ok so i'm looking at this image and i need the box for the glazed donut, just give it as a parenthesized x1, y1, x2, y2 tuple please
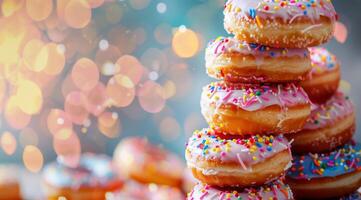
(302, 47, 341, 104)
(286, 143, 361, 199)
(206, 37, 311, 83)
(106, 181, 184, 200)
(287, 92, 355, 154)
(224, 0, 337, 48)
(42, 153, 123, 200)
(185, 128, 292, 187)
(113, 137, 184, 187)
(0, 165, 21, 200)
(187, 179, 294, 200)
(201, 82, 311, 136)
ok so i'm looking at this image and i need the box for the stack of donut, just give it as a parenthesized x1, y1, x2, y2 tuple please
(285, 48, 361, 198)
(185, 0, 361, 199)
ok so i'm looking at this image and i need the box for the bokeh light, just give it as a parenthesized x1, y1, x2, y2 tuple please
(1, 0, 23, 17)
(334, 21, 348, 44)
(26, 0, 53, 21)
(172, 28, 200, 58)
(64, 0, 92, 29)
(98, 111, 121, 138)
(116, 55, 144, 84)
(1, 131, 17, 156)
(53, 130, 81, 167)
(106, 74, 135, 108)
(15, 79, 43, 115)
(47, 109, 73, 136)
(71, 58, 99, 91)
(22, 39, 47, 72)
(43, 43, 65, 76)
(23, 145, 44, 173)
(64, 91, 89, 125)
(5, 96, 31, 130)
(85, 82, 107, 116)
(138, 80, 165, 113)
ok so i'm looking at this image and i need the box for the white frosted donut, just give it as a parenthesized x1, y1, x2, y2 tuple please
(185, 128, 292, 187)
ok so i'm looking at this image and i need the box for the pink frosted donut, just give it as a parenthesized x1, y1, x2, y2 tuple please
(201, 82, 311, 135)
(287, 92, 355, 154)
(206, 37, 311, 83)
(185, 128, 292, 187)
(187, 179, 294, 200)
(113, 137, 184, 187)
(42, 153, 123, 200)
(224, 0, 337, 48)
(302, 47, 341, 104)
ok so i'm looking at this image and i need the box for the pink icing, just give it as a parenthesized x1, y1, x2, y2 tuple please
(224, 0, 337, 23)
(304, 92, 354, 130)
(309, 47, 339, 75)
(187, 180, 293, 200)
(206, 37, 309, 58)
(185, 128, 291, 170)
(201, 82, 310, 112)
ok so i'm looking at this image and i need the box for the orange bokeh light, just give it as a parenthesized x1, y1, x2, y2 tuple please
(15, 79, 43, 115)
(5, 96, 31, 130)
(98, 112, 121, 138)
(47, 109, 73, 136)
(71, 58, 99, 91)
(43, 43, 65, 76)
(1, 0, 23, 17)
(53, 131, 81, 167)
(172, 28, 200, 58)
(26, 0, 52, 21)
(64, 0, 91, 29)
(106, 74, 135, 108)
(0, 131, 17, 156)
(138, 80, 165, 113)
(22, 39, 47, 72)
(23, 145, 44, 173)
(85, 82, 107, 116)
(116, 55, 144, 84)
(64, 91, 89, 125)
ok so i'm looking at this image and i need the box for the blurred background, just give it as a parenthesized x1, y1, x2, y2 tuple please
(0, 0, 360, 173)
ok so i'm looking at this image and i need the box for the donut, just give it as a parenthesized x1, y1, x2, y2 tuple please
(286, 143, 361, 199)
(187, 179, 294, 200)
(185, 128, 292, 187)
(182, 168, 197, 193)
(224, 0, 337, 48)
(201, 82, 311, 136)
(205, 37, 311, 83)
(106, 181, 184, 200)
(0, 165, 21, 200)
(113, 137, 184, 187)
(301, 47, 341, 104)
(287, 92, 355, 154)
(42, 153, 123, 200)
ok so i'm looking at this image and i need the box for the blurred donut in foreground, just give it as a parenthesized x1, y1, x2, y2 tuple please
(42, 153, 123, 200)
(113, 137, 184, 187)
